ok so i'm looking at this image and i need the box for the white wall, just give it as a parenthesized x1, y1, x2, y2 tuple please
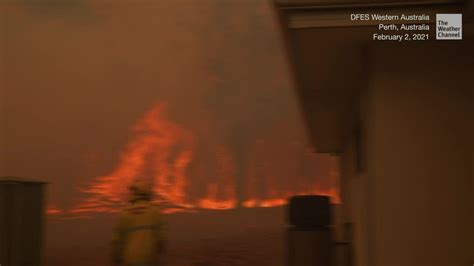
(340, 133, 369, 266)
(364, 43, 473, 266)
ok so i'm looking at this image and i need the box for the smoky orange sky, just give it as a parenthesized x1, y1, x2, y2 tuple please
(0, 0, 338, 216)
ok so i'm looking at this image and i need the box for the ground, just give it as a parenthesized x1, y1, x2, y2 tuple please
(44, 207, 286, 266)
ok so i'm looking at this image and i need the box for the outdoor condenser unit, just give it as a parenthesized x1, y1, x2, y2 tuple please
(0, 177, 47, 266)
(287, 195, 333, 266)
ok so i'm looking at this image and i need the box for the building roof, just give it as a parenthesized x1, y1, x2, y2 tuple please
(273, 0, 471, 153)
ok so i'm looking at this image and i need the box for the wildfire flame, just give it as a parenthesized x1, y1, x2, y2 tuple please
(46, 205, 63, 215)
(65, 102, 339, 217)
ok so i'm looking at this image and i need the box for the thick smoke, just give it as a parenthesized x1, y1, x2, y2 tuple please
(2, 0, 338, 216)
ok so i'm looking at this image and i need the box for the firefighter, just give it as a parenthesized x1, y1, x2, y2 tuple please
(112, 179, 166, 266)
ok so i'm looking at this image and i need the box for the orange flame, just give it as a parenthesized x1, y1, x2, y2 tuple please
(64, 102, 339, 217)
(197, 145, 237, 210)
(72, 103, 196, 214)
(46, 205, 63, 215)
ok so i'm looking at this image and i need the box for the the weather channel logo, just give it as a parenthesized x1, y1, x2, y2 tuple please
(436, 14, 462, 40)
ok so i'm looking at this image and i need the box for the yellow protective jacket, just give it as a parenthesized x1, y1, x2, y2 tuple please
(112, 200, 166, 266)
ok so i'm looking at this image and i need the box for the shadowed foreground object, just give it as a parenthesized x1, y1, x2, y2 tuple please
(287, 195, 332, 266)
(0, 177, 47, 266)
(288, 195, 331, 228)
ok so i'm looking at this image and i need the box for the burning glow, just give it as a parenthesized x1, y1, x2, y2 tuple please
(62, 102, 339, 218)
(46, 205, 63, 215)
(71, 103, 196, 214)
(197, 145, 237, 210)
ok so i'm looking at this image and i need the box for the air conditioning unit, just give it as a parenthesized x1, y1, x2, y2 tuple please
(286, 195, 333, 266)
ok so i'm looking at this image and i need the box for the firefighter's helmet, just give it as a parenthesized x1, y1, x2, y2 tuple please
(129, 179, 153, 201)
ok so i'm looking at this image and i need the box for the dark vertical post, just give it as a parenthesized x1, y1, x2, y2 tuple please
(0, 177, 47, 266)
